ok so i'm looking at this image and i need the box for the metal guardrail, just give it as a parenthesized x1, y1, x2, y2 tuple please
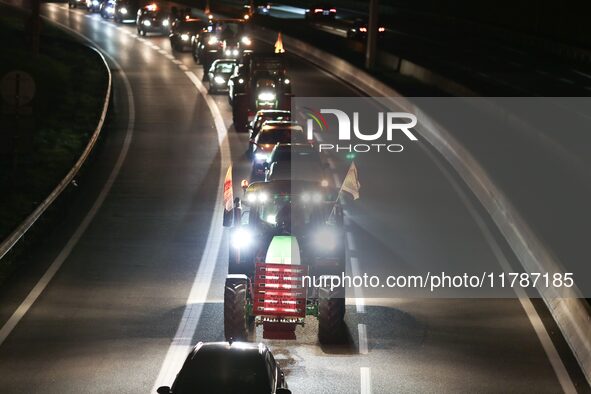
(0, 46, 112, 261)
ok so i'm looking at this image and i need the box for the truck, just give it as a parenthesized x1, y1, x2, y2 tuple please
(227, 52, 293, 132)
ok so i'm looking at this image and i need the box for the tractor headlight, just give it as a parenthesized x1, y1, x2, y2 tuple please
(254, 152, 268, 161)
(301, 192, 323, 203)
(257, 92, 276, 101)
(246, 193, 257, 203)
(232, 49, 239, 56)
(92, 0, 99, 5)
(313, 228, 338, 251)
(119, 7, 127, 14)
(143, 19, 151, 26)
(258, 193, 268, 202)
(241, 36, 251, 46)
(181, 33, 190, 41)
(214, 75, 226, 84)
(162, 19, 169, 27)
(208, 36, 218, 45)
(283, 78, 290, 85)
(231, 228, 253, 249)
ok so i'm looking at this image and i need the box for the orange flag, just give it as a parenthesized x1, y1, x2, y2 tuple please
(223, 166, 234, 211)
(275, 32, 285, 53)
(341, 161, 360, 200)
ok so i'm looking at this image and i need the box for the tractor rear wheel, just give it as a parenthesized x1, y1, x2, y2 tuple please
(318, 284, 345, 344)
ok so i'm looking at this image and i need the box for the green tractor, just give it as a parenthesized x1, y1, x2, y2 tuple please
(222, 180, 346, 342)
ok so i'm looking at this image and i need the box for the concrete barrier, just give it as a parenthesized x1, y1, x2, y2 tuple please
(251, 26, 591, 385)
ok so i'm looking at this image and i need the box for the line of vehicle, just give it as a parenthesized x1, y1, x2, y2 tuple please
(67, 10, 374, 392)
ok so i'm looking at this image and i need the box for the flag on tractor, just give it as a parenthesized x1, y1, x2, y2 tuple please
(341, 161, 360, 200)
(223, 166, 234, 211)
(275, 32, 285, 53)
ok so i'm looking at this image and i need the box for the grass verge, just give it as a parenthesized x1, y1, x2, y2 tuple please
(0, 4, 108, 282)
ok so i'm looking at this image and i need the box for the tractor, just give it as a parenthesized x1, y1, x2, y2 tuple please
(228, 52, 293, 132)
(222, 180, 346, 343)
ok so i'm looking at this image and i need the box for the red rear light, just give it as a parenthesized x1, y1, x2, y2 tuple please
(378, 27, 385, 32)
(330, 8, 336, 12)
(314, 8, 323, 12)
(359, 27, 367, 32)
(253, 263, 308, 318)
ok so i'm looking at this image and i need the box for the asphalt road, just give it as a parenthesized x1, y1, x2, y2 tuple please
(0, 3, 588, 393)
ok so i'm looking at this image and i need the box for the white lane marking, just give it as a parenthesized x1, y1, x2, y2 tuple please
(172, 59, 183, 65)
(558, 77, 574, 84)
(423, 145, 577, 393)
(179, 64, 189, 72)
(349, 257, 365, 313)
(0, 28, 136, 347)
(346, 231, 356, 251)
(151, 70, 230, 390)
(360, 367, 372, 394)
(358, 323, 368, 354)
(571, 69, 591, 80)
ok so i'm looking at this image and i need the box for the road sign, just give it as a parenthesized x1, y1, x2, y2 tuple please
(1, 70, 36, 106)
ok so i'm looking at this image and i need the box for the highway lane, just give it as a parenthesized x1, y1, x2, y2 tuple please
(0, 3, 587, 393)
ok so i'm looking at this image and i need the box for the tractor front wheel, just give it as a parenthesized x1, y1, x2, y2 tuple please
(224, 276, 251, 341)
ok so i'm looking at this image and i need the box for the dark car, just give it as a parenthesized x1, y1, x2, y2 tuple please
(156, 341, 291, 394)
(243, 0, 271, 16)
(251, 122, 306, 179)
(248, 109, 291, 141)
(68, 0, 87, 9)
(137, 4, 171, 36)
(85, 0, 105, 13)
(208, 59, 238, 93)
(304, 2, 336, 20)
(112, 0, 139, 23)
(193, 19, 250, 70)
(347, 18, 385, 40)
(170, 18, 206, 52)
(99, 0, 116, 19)
(264, 143, 328, 185)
